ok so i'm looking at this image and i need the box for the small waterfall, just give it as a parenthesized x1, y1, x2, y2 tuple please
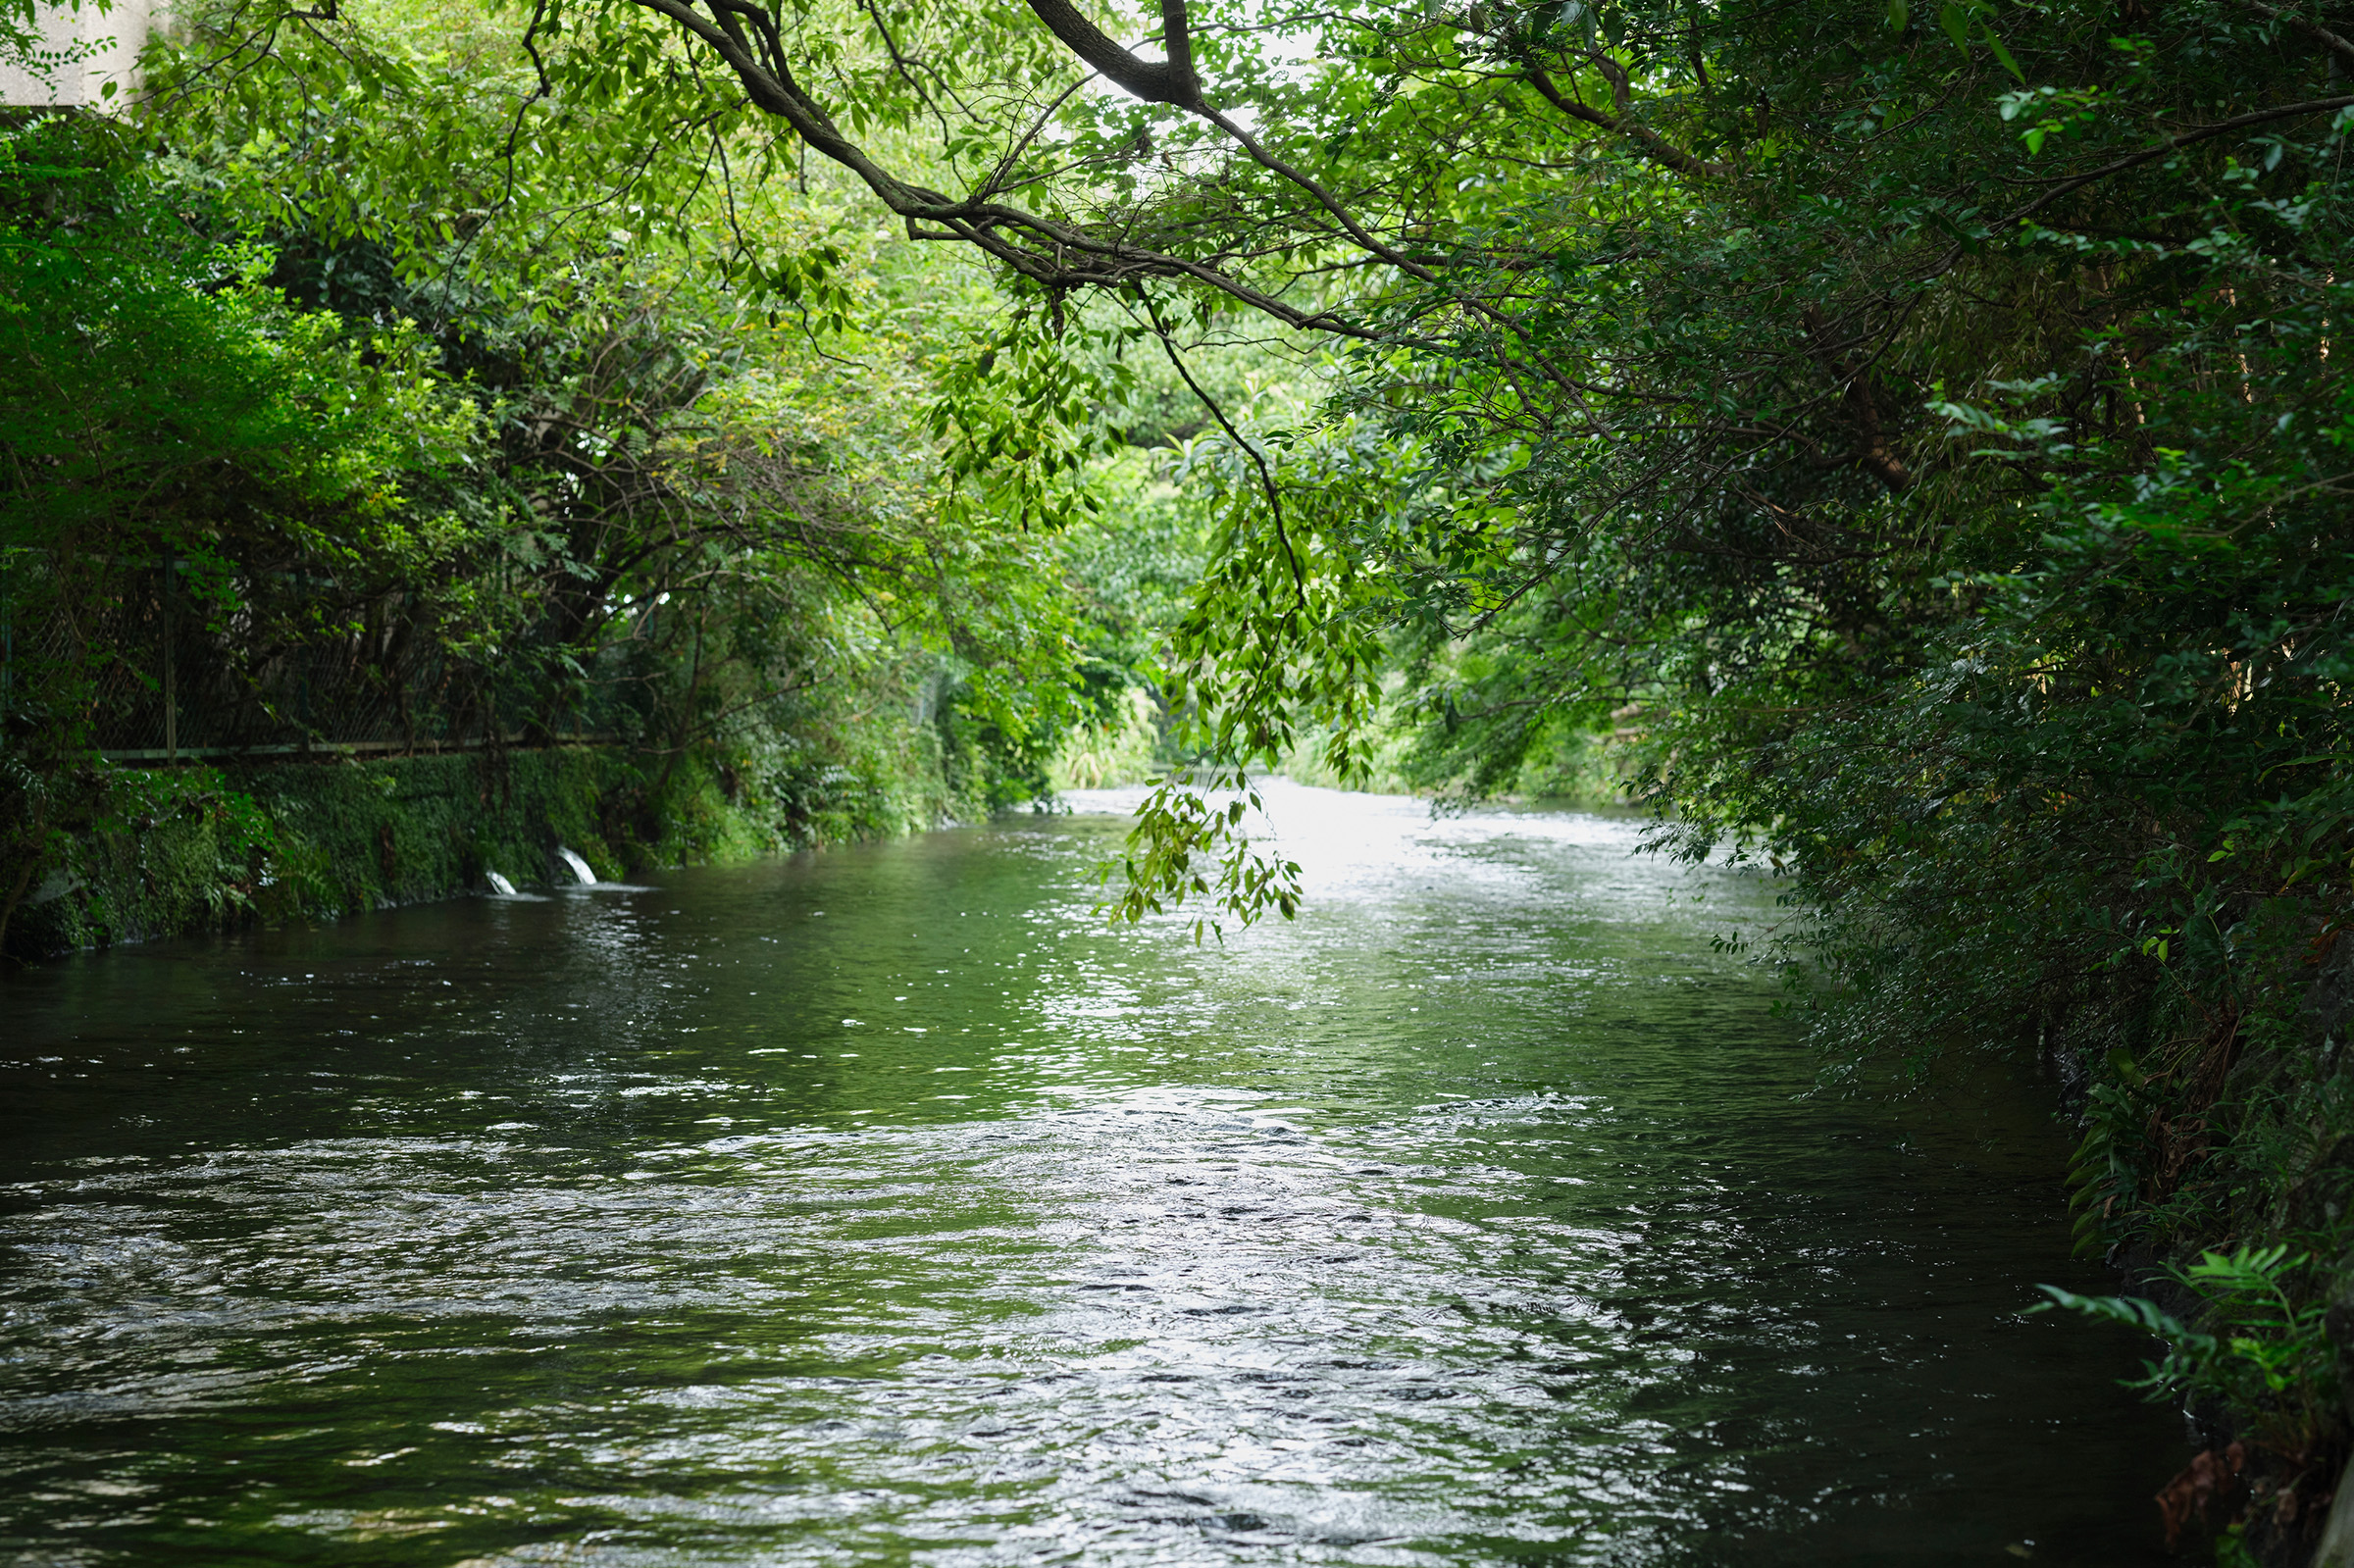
(556, 847, 598, 886)
(486, 871, 517, 897)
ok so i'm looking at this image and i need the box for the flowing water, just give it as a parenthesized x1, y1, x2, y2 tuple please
(0, 784, 2187, 1566)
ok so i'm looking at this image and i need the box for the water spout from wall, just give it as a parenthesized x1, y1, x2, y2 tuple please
(556, 847, 597, 886)
(486, 872, 517, 897)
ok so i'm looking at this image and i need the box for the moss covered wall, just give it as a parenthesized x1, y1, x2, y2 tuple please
(5, 739, 951, 959)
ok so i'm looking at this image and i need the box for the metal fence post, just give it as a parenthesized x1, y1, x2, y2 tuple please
(162, 550, 177, 764)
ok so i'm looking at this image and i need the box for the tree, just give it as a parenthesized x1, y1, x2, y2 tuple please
(461, 0, 2354, 1493)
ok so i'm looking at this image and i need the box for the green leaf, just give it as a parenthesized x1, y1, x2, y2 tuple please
(1980, 22, 2025, 81)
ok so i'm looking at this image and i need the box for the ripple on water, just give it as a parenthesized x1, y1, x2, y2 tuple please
(0, 783, 2184, 1565)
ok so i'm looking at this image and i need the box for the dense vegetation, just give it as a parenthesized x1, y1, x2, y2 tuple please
(0, 2, 1222, 946)
(8, 0, 2354, 1554)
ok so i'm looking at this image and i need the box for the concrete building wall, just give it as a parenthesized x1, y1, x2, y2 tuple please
(0, 0, 155, 109)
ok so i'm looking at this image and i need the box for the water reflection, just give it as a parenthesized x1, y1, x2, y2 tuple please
(0, 784, 2182, 1565)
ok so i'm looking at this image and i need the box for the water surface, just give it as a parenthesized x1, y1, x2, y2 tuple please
(0, 784, 2185, 1565)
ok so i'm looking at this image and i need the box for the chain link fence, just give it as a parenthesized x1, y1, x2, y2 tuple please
(8, 558, 618, 762)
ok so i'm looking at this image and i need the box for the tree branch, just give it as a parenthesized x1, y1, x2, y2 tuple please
(2004, 94, 2354, 228)
(1514, 50, 1727, 179)
(1020, 0, 1201, 107)
(1136, 289, 1305, 607)
(2236, 0, 2354, 74)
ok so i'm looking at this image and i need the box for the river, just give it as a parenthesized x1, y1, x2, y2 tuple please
(1, 784, 2186, 1565)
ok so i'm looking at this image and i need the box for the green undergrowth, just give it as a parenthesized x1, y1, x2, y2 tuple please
(1046, 687, 1163, 792)
(2030, 934, 2354, 1559)
(4, 733, 984, 958)
(1274, 715, 1633, 806)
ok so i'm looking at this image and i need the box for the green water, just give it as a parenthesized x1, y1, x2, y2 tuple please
(0, 784, 2185, 1565)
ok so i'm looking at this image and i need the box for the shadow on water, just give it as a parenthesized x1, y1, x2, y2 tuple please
(0, 783, 2186, 1565)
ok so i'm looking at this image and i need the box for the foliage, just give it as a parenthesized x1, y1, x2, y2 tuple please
(0, 0, 1181, 945)
(6, 741, 930, 954)
(0, 111, 479, 942)
(2040, 1245, 2338, 1460)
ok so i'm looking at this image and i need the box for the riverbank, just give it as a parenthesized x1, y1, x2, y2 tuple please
(1, 741, 970, 961)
